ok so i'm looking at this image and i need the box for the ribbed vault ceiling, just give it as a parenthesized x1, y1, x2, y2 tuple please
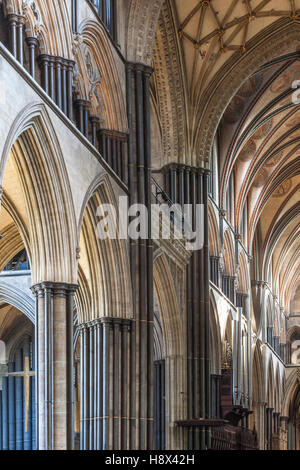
(152, 0, 300, 165)
(219, 54, 300, 312)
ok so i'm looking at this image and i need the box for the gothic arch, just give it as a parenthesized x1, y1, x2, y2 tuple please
(287, 325, 300, 344)
(153, 252, 183, 358)
(77, 174, 132, 323)
(222, 309, 235, 357)
(7, 323, 34, 363)
(282, 368, 300, 417)
(0, 101, 77, 284)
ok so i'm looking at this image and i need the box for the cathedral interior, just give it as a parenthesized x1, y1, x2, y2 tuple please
(0, 0, 300, 451)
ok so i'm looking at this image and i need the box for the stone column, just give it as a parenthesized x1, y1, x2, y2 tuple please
(266, 407, 274, 450)
(25, 37, 38, 79)
(55, 57, 63, 110)
(75, 99, 84, 134)
(7, 14, 18, 58)
(16, 15, 25, 65)
(48, 56, 55, 101)
(67, 60, 75, 120)
(39, 54, 50, 95)
(78, 318, 131, 450)
(111, 137, 117, 173)
(254, 402, 266, 449)
(75, 100, 90, 136)
(31, 282, 77, 450)
(166, 165, 211, 449)
(61, 59, 68, 115)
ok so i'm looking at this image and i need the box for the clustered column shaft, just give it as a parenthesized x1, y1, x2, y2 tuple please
(126, 62, 154, 449)
(0, 336, 36, 451)
(31, 282, 77, 451)
(99, 129, 128, 184)
(163, 163, 211, 449)
(79, 318, 131, 450)
(39, 55, 75, 120)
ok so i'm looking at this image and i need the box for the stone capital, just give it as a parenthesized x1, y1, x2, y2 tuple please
(31, 281, 78, 298)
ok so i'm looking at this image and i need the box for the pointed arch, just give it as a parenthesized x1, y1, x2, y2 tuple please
(77, 174, 132, 323)
(0, 102, 77, 284)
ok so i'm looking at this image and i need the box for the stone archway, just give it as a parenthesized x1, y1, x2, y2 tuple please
(153, 251, 187, 450)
